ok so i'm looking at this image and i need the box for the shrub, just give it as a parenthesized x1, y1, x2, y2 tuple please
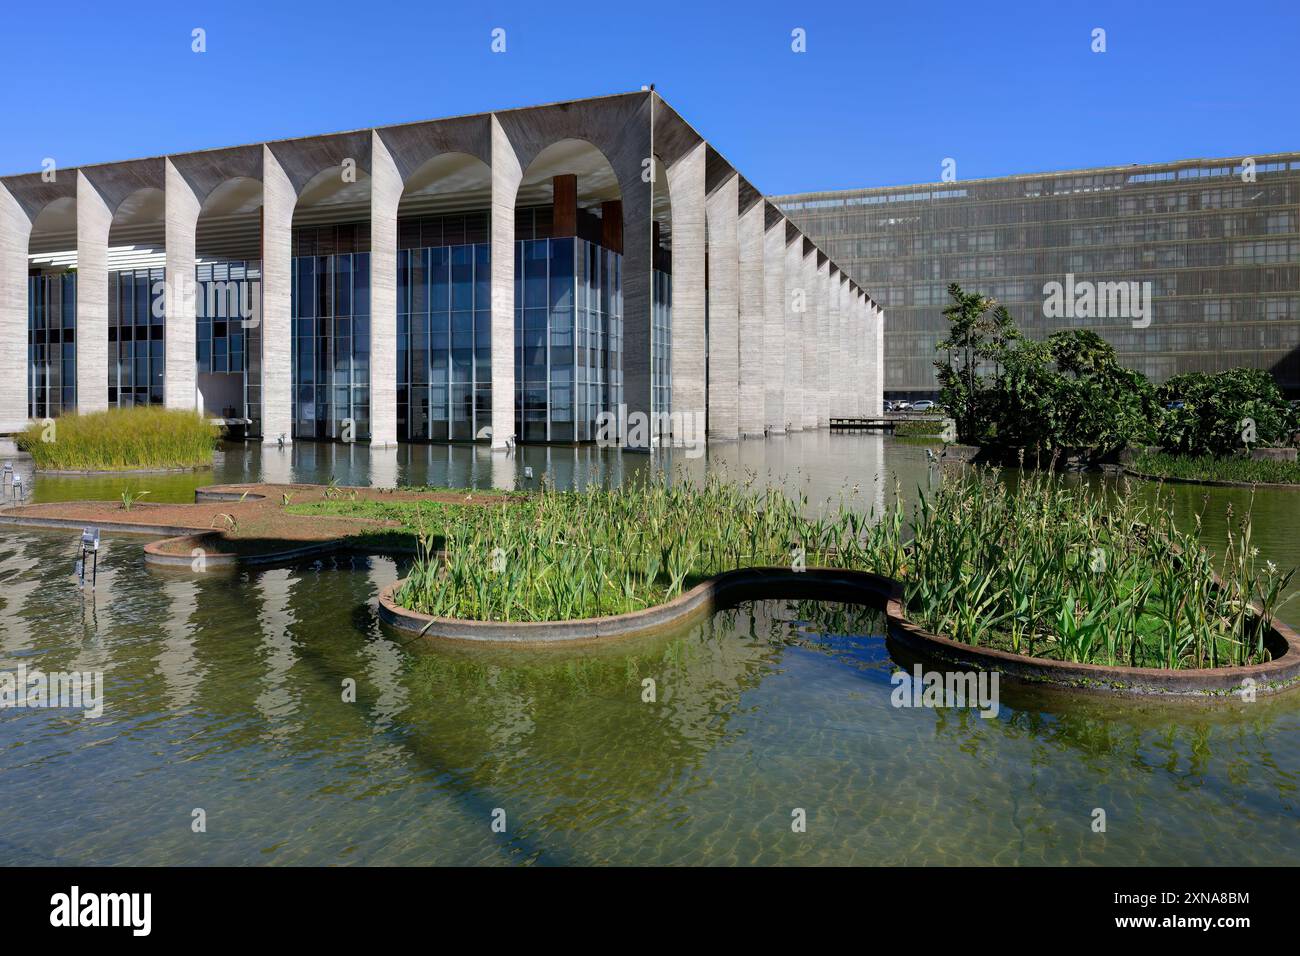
(1157, 368, 1297, 456)
(15, 407, 220, 471)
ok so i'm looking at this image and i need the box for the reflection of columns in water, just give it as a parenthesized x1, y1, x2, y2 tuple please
(489, 447, 515, 491)
(259, 444, 295, 485)
(364, 555, 409, 731)
(158, 577, 201, 711)
(370, 444, 400, 490)
(252, 568, 302, 736)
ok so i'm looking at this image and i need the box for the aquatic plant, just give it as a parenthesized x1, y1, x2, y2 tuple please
(15, 407, 219, 471)
(388, 467, 1293, 670)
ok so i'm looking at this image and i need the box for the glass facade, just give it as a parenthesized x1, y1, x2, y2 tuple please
(652, 268, 672, 422)
(515, 237, 622, 443)
(292, 226, 371, 441)
(26, 272, 76, 418)
(197, 260, 263, 436)
(397, 241, 492, 442)
(107, 267, 165, 407)
(776, 153, 1300, 396)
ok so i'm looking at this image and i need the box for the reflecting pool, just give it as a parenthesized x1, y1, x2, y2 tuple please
(1, 432, 1297, 864)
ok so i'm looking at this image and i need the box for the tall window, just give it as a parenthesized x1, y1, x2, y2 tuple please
(515, 236, 622, 442)
(27, 272, 76, 418)
(652, 269, 672, 425)
(197, 260, 263, 437)
(292, 225, 371, 441)
(108, 267, 165, 407)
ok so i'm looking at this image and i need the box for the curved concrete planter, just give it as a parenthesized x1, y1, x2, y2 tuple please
(380, 566, 1300, 697)
(379, 567, 895, 646)
(142, 532, 352, 568)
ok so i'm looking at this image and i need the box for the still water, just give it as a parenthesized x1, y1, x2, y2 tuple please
(1, 432, 1297, 865)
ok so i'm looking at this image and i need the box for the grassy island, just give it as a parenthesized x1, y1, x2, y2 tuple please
(372, 470, 1294, 670)
(15, 407, 221, 472)
(1130, 450, 1300, 486)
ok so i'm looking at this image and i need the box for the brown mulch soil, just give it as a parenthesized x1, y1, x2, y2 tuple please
(4, 483, 516, 557)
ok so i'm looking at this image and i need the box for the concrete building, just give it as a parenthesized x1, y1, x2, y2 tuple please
(1, 91, 884, 443)
(776, 153, 1300, 399)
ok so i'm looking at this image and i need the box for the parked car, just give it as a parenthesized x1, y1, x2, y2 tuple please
(892, 401, 912, 412)
(1165, 399, 1186, 410)
(911, 400, 937, 412)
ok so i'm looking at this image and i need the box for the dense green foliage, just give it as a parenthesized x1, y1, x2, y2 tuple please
(1157, 368, 1297, 456)
(15, 407, 220, 471)
(1130, 450, 1300, 486)
(892, 419, 949, 437)
(935, 283, 1295, 461)
(935, 284, 1157, 456)
(388, 470, 1293, 669)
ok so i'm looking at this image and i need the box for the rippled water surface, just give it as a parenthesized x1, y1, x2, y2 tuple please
(1, 433, 1297, 865)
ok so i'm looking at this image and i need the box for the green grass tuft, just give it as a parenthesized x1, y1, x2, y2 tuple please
(15, 407, 220, 471)
(1132, 450, 1300, 485)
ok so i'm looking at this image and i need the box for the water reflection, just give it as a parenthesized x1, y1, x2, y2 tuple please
(0, 526, 1297, 865)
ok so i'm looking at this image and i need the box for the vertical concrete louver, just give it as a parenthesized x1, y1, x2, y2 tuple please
(815, 255, 830, 426)
(761, 211, 786, 433)
(737, 199, 765, 438)
(369, 130, 401, 447)
(665, 142, 707, 439)
(705, 174, 739, 441)
(260, 145, 295, 445)
(784, 232, 803, 431)
(163, 159, 199, 411)
(489, 115, 522, 450)
(74, 171, 111, 413)
(0, 184, 30, 433)
(801, 243, 818, 430)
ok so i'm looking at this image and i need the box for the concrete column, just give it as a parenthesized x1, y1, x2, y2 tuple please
(619, 167, 654, 450)
(872, 304, 885, 416)
(854, 291, 865, 416)
(816, 257, 831, 427)
(839, 274, 851, 416)
(800, 245, 818, 430)
(489, 115, 522, 450)
(705, 174, 739, 441)
(0, 184, 31, 432)
(736, 200, 764, 438)
(260, 145, 295, 444)
(762, 215, 786, 434)
(783, 235, 803, 431)
(369, 130, 400, 447)
(163, 159, 199, 411)
(827, 268, 841, 420)
(665, 143, 706, 435)
(75, 170, 111, 413)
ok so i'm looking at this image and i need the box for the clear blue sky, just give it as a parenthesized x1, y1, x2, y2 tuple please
(1, 0, 1295, 192)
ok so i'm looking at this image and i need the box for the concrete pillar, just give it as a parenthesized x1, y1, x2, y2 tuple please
(369, 130, 400, 447)
(801, 246, 818, 430)
(827, 267, 841, 420)
(705, 174, 739, 441)
(665, 143, 706, 435)
(839, 274, 851, 416)
(762, 215, 786, 434)
(854, 291, 865, 416)
(783, 235, 803, 431)
(816, 257, 831, 427)
(489, 115, 522, 450)
(736, 200, 764, 438)
(163, 158, 199, 410)
(619, 164, 653, 450)
(0, 184, 31, 432)
(260, 145, 295, 444)
(872, 303, 885, 416)
(75, 170, 111, 413)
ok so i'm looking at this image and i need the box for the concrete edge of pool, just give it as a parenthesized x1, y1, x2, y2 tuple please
(378, 568, 1300, 698)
